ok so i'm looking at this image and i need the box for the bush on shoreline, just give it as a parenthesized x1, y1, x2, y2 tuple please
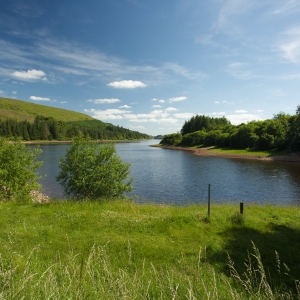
(56, 137, 133, 200)
(0, 137, 43, 203)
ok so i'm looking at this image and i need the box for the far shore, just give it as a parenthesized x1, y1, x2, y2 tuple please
(151, 144, 300, 163)
(23, 139, 149, 145)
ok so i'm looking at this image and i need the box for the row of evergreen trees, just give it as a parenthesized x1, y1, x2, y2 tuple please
(160, 106, 300, 151)
(181, 115, 230, 135)
(0, 116, 150, 141)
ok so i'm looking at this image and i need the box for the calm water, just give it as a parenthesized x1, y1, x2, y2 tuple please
(32, 140, 300, 205)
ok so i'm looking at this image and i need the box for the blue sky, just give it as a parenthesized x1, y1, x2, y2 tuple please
(1, 0, 300, 136)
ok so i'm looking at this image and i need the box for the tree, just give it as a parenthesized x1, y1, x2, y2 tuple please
(0, 138, 42, 203)
(159, 133, 182, 146)
(181, 130, 207, 146)
(56, 137, 133, 200)
(288, 106, 300, 150)
(256, 133, 275, 150)
(203, 130, 222, 146)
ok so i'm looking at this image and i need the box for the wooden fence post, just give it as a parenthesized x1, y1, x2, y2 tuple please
(240, 202, 244, 214)
(208, 184, 211, 217)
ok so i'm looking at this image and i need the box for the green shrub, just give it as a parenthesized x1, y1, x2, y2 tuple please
(181, 130, 207, 146)
(56, 137, 133, 200)
(0, 137, 42, 203)
(159, 133, 182, 146)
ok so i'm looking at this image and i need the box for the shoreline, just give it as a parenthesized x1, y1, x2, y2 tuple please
(151, 145, 300, 163)
(23, 139, 148, 145)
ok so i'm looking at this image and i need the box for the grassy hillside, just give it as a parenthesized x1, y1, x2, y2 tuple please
(0, 201, 299, 299)
(0, 97, 94, 122)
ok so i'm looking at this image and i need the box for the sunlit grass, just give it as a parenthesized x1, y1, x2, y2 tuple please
(207, 146, 290, 157)
(0, 200, 299, 299)
(0, 97, 93, 122)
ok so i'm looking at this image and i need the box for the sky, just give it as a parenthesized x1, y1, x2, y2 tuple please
(1, 0, 300, 136)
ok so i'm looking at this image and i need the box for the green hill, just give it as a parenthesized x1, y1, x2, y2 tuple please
(0, 97, 150, 140)
(0, 97, 93, 122)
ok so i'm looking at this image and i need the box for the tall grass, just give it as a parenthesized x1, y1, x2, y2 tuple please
(1, 243, 298, 299)
(0, 201, 299, 299)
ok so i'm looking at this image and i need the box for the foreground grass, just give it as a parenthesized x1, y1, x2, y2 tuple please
(0, 200, 299, 299)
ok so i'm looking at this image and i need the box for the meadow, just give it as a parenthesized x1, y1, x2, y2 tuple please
(0, 97, 93, 122)
(0, 200, 299, 299)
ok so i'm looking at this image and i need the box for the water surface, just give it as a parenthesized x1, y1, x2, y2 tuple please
(32, 140, 300, 205)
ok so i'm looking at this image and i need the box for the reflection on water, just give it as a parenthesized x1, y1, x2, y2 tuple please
(30, 140, 300, 205)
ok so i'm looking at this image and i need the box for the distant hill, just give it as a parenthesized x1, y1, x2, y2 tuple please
(0, 97, 93, 122)
(0, 97, 150, 141)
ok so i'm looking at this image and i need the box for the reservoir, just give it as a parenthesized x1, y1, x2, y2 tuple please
(32, 140, 300, 205)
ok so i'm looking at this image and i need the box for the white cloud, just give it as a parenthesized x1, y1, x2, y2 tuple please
(278, 40, 300, 63)
(226, 62, 255, 80)
(235, 109, 247, 113)
(107, 80, 147, 89)
(159, 99, 165, 103)
(84, 109, 178, 124)
(30, 96, 51, 101)
(214, 101, 220, 104)
(0, 38, 208, 89)
(226, 113, 261, 125)
(88, 98, 120, 104)
(277, 73, 300, 80)
(215, 1, 265, 37)
(222, 100, 234, 104)
(0, 90, 4, 94)
(277, 27, 300, 63)
(211, 112, 226, 115)
(130, 125, 145, 129)
(119, 105, 131, 108)
(84, 108, 131, 120)
(156, 118, 178, 124)
(11, 2, 45, 18)
(61, 101, 68, 104)
(271, 1, 300, 15)
(254, 109, 264, 113)
(169, 96, 187, 103)
(151, 98, 158, 101)
(164, 63, 208, 81)
(165, 107, 178, 112)
(12, 69, 47, 81)
(12, 91, 17, 94)
(122, 110, 179, 124)
(267, 88, 286, 97)
(174, 113, 195, 119)
(152, 104, 162, 108)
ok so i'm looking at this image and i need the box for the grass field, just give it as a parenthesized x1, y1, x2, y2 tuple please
(0, 97, 93, 122)
(207, 146, 290, 157)
(155, 144, 292, 158)
(0, 200, 299, 299)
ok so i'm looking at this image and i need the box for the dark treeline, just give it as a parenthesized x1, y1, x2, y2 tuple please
(0, 116, 150, 141)
(160, 106, 300, 151)
(181, 115, 230, 135)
